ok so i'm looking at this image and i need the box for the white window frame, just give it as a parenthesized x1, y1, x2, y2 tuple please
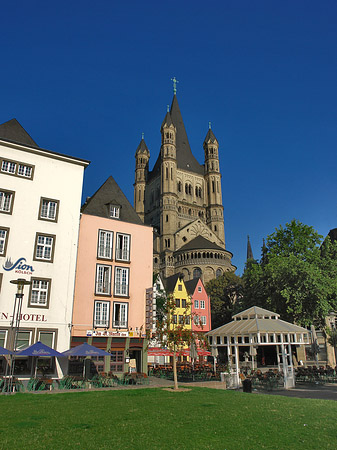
(0, 330, 8, 348)
(38, 330, 56, 348)
(94, 301, 110, 328)
(1, 160, 16, 174)
(29, 278, 51, 308)
(15, 330, 32, 351)
(0, 190, 14, 214)
(34, 234, 55, 262)
(39, 198, 59, 222)
(194, 300, 199, 309)
(98, 230, 113, 260)
(200, 316, 207, 326)
(198, 286, 202, 293)
(113, 302, 128, 328)
(109, 204, 120, 219)
(200, 300, 205, 309)
(193, 315, 199, 325)
(0, 227, 9, 256)
(95, 265, 112, 295)
(115, 233, 130, 261)
(17, 163, 33, 178)
(114, 267, 129, 297)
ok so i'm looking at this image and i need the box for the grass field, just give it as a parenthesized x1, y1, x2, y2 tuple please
(0, 387, 336, 449)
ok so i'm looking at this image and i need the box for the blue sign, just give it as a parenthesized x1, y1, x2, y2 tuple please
(3, 257, 34, 274)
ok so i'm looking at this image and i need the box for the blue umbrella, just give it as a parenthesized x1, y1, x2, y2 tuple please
(16, 341, 64, 357)
(0, 345, 12, 355)
(62, 342, 110, 357)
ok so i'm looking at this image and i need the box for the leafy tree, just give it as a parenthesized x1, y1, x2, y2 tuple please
(206, 272, 244, 329)
(326, 327, 337, 364)
(242, 220, 337, 327)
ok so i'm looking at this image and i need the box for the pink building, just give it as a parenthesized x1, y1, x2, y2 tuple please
(185, 278, 212, 333)
(71, 177, 153, 375)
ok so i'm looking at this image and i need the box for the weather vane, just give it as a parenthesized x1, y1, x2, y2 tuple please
(171, 77, 179, 95)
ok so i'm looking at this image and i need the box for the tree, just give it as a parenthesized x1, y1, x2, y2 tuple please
(242, 220, 337, 327)
(326, 327, 337, 365)
(206, 272, 244, 329)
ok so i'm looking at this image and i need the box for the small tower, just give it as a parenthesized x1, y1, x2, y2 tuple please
(134, 134, 150, 222)
(203, 124, 225, 243)
(247, 235, 254, 261)
(160, 104, 178, 277)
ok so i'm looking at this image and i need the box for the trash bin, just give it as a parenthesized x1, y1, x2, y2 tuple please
(242, 378, 252, 393)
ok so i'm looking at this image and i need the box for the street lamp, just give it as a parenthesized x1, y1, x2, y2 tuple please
(4, 278, 31, 393)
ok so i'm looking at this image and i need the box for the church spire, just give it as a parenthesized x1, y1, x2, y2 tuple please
(247, 235, 254, 261)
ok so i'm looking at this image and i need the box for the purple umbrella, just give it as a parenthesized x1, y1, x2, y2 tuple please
(16, 341, 64, 357)
(62, 342, 110, 357)
(0, 345, 12, 355)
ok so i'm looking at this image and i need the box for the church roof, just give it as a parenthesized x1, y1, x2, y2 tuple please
(176, 235, 225, 252)
(203, 128, 217, 145)
(150, 95, 204, 179)
(0, 118, 38, 147)
(135, 138, 149, 156)
(161, 110, 173, 129)
(81, 176, 144, 225)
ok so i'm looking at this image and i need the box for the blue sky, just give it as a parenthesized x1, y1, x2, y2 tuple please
(1, 1, 337, 274)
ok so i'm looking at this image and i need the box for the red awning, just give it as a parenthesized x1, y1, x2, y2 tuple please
(147, 348, 173, 357)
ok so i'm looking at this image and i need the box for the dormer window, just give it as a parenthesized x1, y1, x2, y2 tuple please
(109, 204, 120, 219)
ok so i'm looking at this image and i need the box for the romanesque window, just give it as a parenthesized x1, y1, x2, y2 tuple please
(193, 267, 202, 279)
(177, 181, 182, 192)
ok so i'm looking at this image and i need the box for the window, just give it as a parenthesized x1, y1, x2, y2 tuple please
(179, 315, 184, 324)
(185, 315, 190, 325)
(193, 315, 199, 325)
(216, 269, 222, 278)
(110, 351, 124, 372)
(29, 278, 51, 308)
(39, 198, 59, 222)
(113, 302, 128, 328)
(94, 301, 110, 327)
(116, 233, 130, 261)
(0, 189, 14, 214)
(173, 314, 177, 324)
(194, 300, 199, 309)
(34, 234, 55, 262)
(95, 265, 111, 295)
(200, 300, 205, 309)
(178, 284, 182, 291)
(98, 230, 113, 260)
(200, 316, 207, 326)
(193, 268, 202, 279)
(109, 204, 120, 218)
(16, 331, 32, 351)
(0, 227, 9, 256)
(0, 330, 7, 348)
(181, 299, 187, 308)
(175, 299, 180, 307)
(38, 331, 55, 348)
(198, 286, 202, 293)
(91, 356, 105, 373)
(1, 158, 34, 179)
(114, 267, 129, 296)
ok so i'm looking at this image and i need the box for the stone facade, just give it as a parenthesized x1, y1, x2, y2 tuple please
(134, 93, 235, 284)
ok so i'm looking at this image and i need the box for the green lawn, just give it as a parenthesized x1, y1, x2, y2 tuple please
(0, 388, 336, 450)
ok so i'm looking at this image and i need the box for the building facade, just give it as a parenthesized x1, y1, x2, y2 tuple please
(71, 176, 153, 375)
(185, 278, 212, 333)
(134, 91, 235, 284)
(0, 119, 89, 377)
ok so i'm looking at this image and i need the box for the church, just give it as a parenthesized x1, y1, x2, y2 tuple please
(134, 83, 235, 283)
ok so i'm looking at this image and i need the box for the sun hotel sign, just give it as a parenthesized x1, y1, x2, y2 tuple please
(1, 256, 48, 323)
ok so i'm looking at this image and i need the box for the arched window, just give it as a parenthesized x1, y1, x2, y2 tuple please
(198, 187, 202, 198)
(193, 267, 202, 279)
(185, 184, 188, 194)
(188, 184, 192, 195)
(178, 181, 182, 192)
(195, 186, 198, 197)
(216, 269, 222, 278)
(166, 167, 168, 179)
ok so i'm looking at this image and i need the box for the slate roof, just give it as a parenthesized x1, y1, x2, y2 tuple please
(162, 273, 184, 294)
(184, 278, 199, 296)
(0, 118, 38, 147)
(176, 235, 225, 253)
(203, 128, 217, 144)
(135, 138, 149, 156)
(150, 95, 204, 179)
(81, 176, 144, 225)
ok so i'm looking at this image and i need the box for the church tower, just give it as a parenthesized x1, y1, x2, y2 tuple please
(133, 81, 236, 283)
(134, 135, 149, 222)
(203, 125, 225, 243)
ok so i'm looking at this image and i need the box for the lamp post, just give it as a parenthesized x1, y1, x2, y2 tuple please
(5, 278, 31, 393)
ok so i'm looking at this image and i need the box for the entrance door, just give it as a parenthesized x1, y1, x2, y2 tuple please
(129, 350, 142, 373)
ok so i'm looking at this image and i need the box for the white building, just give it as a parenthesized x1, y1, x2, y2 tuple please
(0, 119, 89, 378)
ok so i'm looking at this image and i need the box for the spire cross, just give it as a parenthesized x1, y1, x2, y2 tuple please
(209, 121, 212, 130)
(141, 132, 144, 140)
(171, 77, 179, 95)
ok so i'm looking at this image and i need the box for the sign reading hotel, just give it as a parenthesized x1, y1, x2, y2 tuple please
(2, 257, 35, 275)
(0, 312, 47, 322)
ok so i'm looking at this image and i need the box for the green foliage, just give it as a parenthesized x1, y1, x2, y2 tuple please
(242, 220, 337, 327)
(206, 272, 244, 329)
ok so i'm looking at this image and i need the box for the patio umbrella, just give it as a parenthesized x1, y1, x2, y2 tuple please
(62, 343, 111, 378)
(0, 345, 12, 355)
(16, 341, 64, 377)
(62, 342, 110, 357)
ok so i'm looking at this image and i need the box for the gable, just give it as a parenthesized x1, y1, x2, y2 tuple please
(175, 219, 224, 250)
